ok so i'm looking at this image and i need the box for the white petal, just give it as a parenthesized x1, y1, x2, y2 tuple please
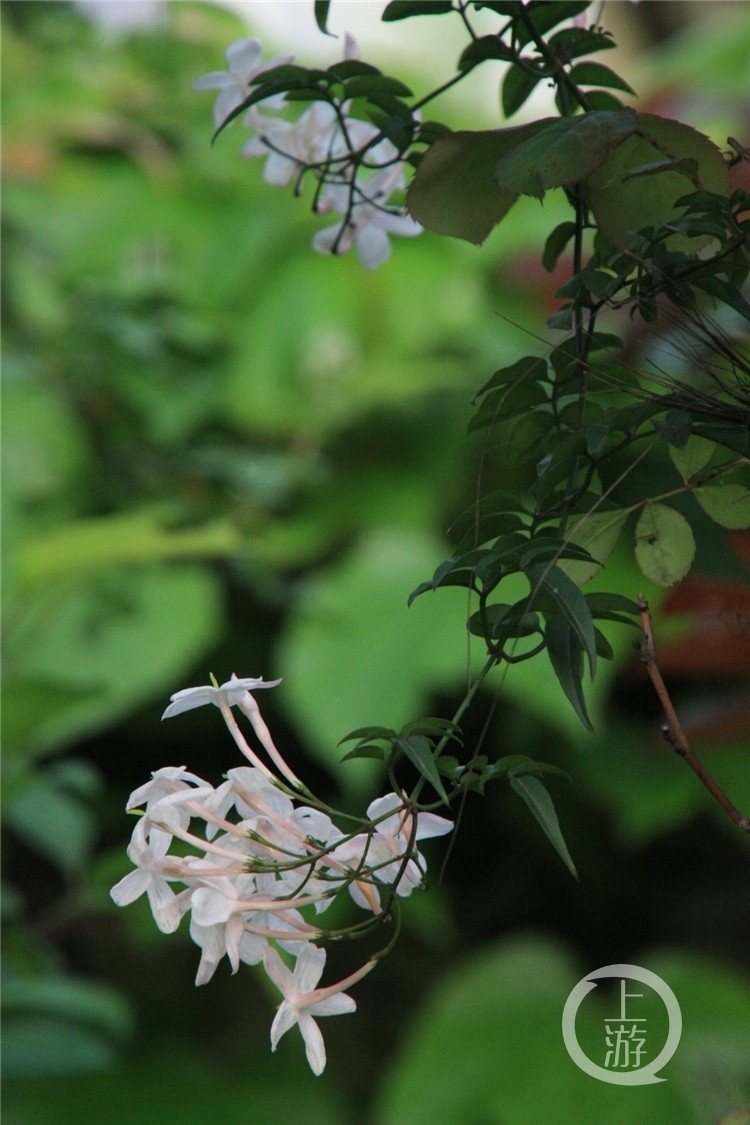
(355, 223, 393, 270)
(294, 943, 326, 993)
(225, 37, 263, 76)
(270, 1001, 298, 1050)
(309, 993, 356, 1018)
(192, 72, 232, 91)
(298, 1012, 327, 1075)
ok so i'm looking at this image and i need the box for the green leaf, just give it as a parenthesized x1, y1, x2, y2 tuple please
(587, 113, 730, 252)
(670, 434, 716, 481)
(340, 744, 389, 762)
(474, 355, 548, 397)
(515, 2, 591, 47)
(314, 0, 332, 35)
(501, 63, 545, 118)
(495, 110, 638, 200)
(343, 74, 413, 98)
(382, 0, 453, 18)
(557, 508, 631, 586)
(509, 774, 578, 878)
(338, 726, 398, 744)
(634, 503, 696, 585)
(542, 221, 577, 272)
(526, 563, 597, 676)
(407, 124, 547, 243)
(397, 734, 449, 803)
(569, 61, 636, 95)
(545, 616, 594, 733)
(694, 484, 750, 528)
(459, 36, 515, 70)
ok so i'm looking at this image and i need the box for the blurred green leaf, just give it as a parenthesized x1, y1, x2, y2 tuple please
(634, 504, 696, 586)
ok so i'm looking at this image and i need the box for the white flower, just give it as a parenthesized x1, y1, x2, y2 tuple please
(110, 817, 190, 933)
(333, 793, 452, 910)
(161, 675, 281, 720)
(313, 163, 422, 269)
(242, 101, 342, 186)
(192, 38, 294, 128)
(263, 944, 356, 1075)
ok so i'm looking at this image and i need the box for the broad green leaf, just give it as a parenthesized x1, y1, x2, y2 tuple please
(670, 434, 716, 481)
(501, 63, 545, 118)
(694, 484, 750, 528)
(558, 507, 631, 586)
(407, 123, 549, 243)
(14, 511, 243, 589)
(526, 563, 597, 676)
(397, 734, 449, 803)
(509, 774, 578, 878)
(343, 74, 413, 98)
(495, 110, 637, 199)
(587, 113, 730, 252)
(338, 726, 398, 744)
(543, 220, 577, 272)
(634, 503, 696, 585)
(458, 35, 514, 70)
(569, 61, 636, 95)
(545, 616, 593, 732)
(473, 354, 548, 397)
(6, 565, 222, 756)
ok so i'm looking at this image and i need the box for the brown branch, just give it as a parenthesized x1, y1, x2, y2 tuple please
(637, 593, 750, 833)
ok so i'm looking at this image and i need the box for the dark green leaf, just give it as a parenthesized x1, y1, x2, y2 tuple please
(459, 36, 515, 70)
(509, 774, 578, 878)
(545, 615, 593, 732)
(407, 124, 548, 243)
(397, 734, 450, 803)
(344, 74, 414, 98)
(495, 110, 637, 199)
(474, 355, 548, 398)
(653, 410, 693, 448)
(569, 62, 636, 95)
(542, 221, 577, 272)
(515, 1, 591, 47)
(341, 744, 389, 762)
(547, 27, 616, 58)
(338, 726, 397, 744)
(382, 0, 454, 19)
(526, 563, 597, 676)
(314, 0, 332, 35)
(502, 63, 545, 118)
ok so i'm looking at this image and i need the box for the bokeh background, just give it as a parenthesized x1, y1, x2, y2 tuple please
(3, 2, 750, 1122)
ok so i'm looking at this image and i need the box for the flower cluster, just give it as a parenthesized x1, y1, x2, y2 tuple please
(192, 37, 422, 269)
(111, 674, 451, 1074)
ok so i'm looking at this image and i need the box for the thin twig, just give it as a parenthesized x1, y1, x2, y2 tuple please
(637, 594, 750, 833)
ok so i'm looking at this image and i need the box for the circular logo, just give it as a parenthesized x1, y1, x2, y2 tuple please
(562, 963, 682, 1085)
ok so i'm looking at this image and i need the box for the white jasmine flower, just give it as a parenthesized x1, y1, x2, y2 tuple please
(192, 37, 294, 128)
(263, 944, 356, 1075)
(313, 164, 422, 269)
(162, 675, 281, 720)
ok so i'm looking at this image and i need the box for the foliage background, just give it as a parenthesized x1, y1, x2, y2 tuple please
(2, 2, 749, 1122)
